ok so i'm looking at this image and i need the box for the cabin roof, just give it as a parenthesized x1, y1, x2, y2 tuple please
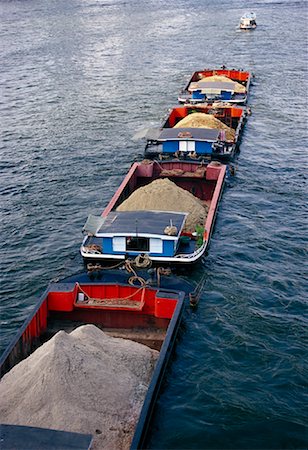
(97, 210, 187, 237)
(241, 11, 256, 19)
(159, 127, 220, 142)
(0, 424, 93, 450)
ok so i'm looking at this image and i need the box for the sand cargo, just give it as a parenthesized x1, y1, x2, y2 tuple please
(0, 272, 185, 450)
(81, 160, 226, 267)
(144, 103, 248, 161)
(178, 68, 252, 105)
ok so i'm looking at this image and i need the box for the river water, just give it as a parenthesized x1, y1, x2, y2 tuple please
(0, 0, 307, 448)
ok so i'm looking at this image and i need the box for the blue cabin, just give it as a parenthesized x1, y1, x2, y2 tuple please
(158, 127, 220, 155)
(189, 80, 235, 101)
(82, 210, 188, 258)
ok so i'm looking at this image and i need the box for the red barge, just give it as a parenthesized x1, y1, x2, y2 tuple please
(0, 271, 186, 449)
(178, 68, 252, 105)
(144, 103, 248, 161)
(81, 160, 226, 267)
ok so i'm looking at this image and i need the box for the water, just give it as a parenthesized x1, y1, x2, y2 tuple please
(0, 0, 307, 448)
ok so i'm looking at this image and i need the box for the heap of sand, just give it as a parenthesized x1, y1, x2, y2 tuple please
(0, 324, 159, 450)
(198, 75, 246, 93)
(116, 178, 208, 232)
(174, 113, 236, 141)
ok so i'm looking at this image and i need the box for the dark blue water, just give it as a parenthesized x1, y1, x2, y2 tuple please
(0, 0, 307, 448)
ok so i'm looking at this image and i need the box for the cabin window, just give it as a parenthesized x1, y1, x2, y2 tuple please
(179, 141, 195, 152)
(150, 238, 163, 253)
(126, 237, 150, 252)
(113, 237, 126, 252)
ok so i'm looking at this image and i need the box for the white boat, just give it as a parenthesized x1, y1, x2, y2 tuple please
(239, 12, 257, 30)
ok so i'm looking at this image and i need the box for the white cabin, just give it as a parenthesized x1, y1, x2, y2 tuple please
(239, 12, 257, 30)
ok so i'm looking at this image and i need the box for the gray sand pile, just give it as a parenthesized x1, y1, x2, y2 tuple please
(116, 178, 208, 232)
(174, 113, 235, 141)
(0, 324, 159, 450)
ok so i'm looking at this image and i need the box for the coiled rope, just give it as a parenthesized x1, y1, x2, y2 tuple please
(133, 253, 152, 269)
(124, 260, 147, 286)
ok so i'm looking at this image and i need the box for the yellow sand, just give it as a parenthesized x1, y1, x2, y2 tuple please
(199, 75, 246, 93)
(174, 113, 235, 141)
(116, 178, 208, 232)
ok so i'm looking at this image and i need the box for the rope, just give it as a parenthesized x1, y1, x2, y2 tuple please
(86, 260, 148, 287)
(164, 225, 178, 236)
(124, 260, 137, 275)
(125, 260, 148, 286)
(156, 267, 172, 287)
(153, 159, 164, 170)
(128, 276, 147, 287)
(133, 253, 152, 269)
(83, 244, 102, 254)
(87, 261, 124, 272)
(189, 273, 207, 307)
(75, 282, 146, 305)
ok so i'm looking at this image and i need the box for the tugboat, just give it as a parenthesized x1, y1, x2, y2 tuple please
(239, 12, 257, 30)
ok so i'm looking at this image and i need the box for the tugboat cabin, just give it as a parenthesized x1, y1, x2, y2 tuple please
(157, 128, 220, 155)
(83, 210, 188, 259)
(189, 81, 236, 102)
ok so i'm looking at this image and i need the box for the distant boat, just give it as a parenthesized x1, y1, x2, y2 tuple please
(239, 12, 257, 30)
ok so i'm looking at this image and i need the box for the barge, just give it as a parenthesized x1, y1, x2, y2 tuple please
(144, 103, 248, 161)
(0, 273, 185, 450)
(81, 160, 226, 267)
(178, 68, 251, 105)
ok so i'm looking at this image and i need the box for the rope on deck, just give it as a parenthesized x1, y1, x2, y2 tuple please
(76, 282, 146, 307)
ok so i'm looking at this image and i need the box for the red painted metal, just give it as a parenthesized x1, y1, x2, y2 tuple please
(102, 163, 140, 217)
(167, 104, 244, 128)
(204, 164, 226, 242)
(46, 284, 177, 319)
(191, 69, 250, 82)
(0, 282, 184, 378)
(101, 160, 225, 218)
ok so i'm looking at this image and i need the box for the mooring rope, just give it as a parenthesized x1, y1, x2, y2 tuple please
(75, 282, 146, 305)
(189, 273, 207, 307)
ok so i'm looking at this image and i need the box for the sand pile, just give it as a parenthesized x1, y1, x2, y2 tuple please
(116, 178, 207, 232)
(0, 325, 159, 450)
(198, 75, 246, 93)
(174, 113, 235, 141)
